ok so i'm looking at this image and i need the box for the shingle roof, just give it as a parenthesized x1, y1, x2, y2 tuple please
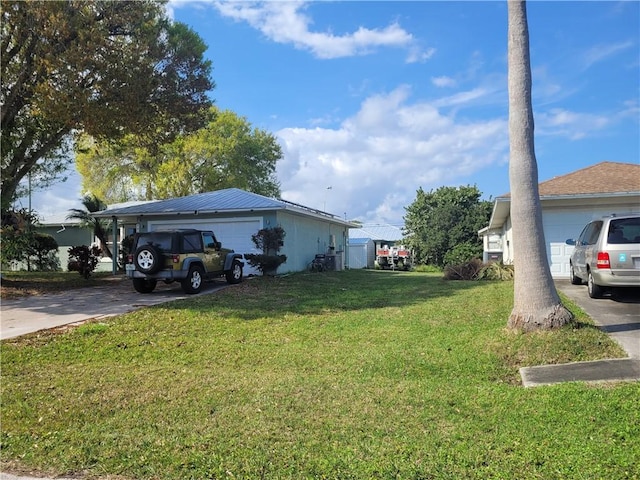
(500, 161, 640, 197)
(486, 161, 639, 230)
(538, 161, 640, 196)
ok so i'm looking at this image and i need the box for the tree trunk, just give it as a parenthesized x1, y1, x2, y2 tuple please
(506, 0, 573, 331)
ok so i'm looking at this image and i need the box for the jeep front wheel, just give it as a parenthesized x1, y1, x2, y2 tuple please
(225, 259, 243, 284)
(182, 265, 204, 294)
(134, 245, 163, 274)
(133, 278, 157, 294)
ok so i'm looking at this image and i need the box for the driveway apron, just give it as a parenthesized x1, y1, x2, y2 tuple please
(1, 276, 227, 340)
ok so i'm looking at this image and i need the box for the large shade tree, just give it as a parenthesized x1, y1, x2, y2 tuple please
(75, 107, 282, 202)
(404, 185, 492, 268)
(1, 0, 214, 211)
(506, 0, 573, 330)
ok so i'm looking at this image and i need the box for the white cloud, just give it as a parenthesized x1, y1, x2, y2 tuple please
(537, 108, 612, 140)
(277, 87, 508, 223)
(583, 40, 634, 69)
(431, 76, 457, 88)
(16, 169, 85, 221)
(432, 87, 490, 108)
(406, 46, 436, 64)
(211, 1, 416, 59)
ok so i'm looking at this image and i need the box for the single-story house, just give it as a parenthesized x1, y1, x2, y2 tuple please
(479, 161, 640, 278)
(348, 224, 404, 269)
(35, 213, 94, 271)
(94, 188, 356, 275)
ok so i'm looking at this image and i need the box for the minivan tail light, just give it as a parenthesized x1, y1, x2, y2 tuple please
(596, 252, 610, 269)
(172, 254, 180, 263)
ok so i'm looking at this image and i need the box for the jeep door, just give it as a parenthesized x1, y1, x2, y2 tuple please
(202, 232, 225, 273)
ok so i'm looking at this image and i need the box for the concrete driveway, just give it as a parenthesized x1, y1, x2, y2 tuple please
(555, 279, 640, 359)
(0, 276, 229, 340)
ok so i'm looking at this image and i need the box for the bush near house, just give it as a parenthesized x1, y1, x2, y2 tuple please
(244, 226, 287, 275)
(67, 245, 102, 279)
(444, 259, 515, 281)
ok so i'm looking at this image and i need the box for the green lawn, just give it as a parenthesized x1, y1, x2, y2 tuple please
(1, 270, 638, 479)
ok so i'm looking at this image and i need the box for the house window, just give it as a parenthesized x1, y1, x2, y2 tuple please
(488, 234, 502, 251)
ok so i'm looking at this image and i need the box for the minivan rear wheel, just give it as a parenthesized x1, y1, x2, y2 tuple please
(587, 271, 604, 299)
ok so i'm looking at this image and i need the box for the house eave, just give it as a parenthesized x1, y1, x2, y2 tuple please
(483, 191, 640, 231)
(94, 205, 357, 228)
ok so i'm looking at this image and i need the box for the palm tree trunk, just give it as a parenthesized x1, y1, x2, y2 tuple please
(506, 0, 573, 331)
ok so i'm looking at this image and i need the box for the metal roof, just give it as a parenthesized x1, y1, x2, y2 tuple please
(93, 188, 355, 227)
(37, 212, 82, 226)
(348, 237, 373, 245)
(349, 224, 404, 241)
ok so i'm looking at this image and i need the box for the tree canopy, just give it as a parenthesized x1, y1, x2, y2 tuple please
(403, 185, 492, 268)
(75, 107, 282, 202)
(1, 0, 213, 211)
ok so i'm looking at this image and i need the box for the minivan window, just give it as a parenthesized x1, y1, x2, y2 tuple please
(579, 221, 602, 246)
(608, 218, 640, 244)
(586, 222, 603, 245)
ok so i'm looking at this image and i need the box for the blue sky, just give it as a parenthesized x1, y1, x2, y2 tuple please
(24, 1, 639, 225)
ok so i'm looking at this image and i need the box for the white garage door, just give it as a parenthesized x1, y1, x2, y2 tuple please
(543, 206, 638, 278)
(148, 217, 263, 276)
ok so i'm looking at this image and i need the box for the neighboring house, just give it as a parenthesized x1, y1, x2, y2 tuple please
(36, 213, 94, 271)
(94, 188, 355, 275)
(479, 161, 640, 278)
(348, 224, 404, 269)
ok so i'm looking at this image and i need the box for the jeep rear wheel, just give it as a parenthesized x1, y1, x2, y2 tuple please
(133, 278, 157, 294)
(225, 259, 243, 284)
(182, 265, 204, 294)
(134, 244, 163, 274)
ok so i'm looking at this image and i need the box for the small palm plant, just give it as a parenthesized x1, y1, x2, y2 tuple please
(66, 194, 113, 258)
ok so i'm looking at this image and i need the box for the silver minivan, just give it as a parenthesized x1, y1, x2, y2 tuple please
(566, 214, 640, 298)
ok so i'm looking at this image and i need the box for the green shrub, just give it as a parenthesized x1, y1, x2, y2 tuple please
(0, 209, 38, 268)
(28, 233, 61, 271)
(68, 245, 102, 279)
(443, 241, 482, 266)
(245, 226, 287, 275)
(244, 253, 287, 274)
